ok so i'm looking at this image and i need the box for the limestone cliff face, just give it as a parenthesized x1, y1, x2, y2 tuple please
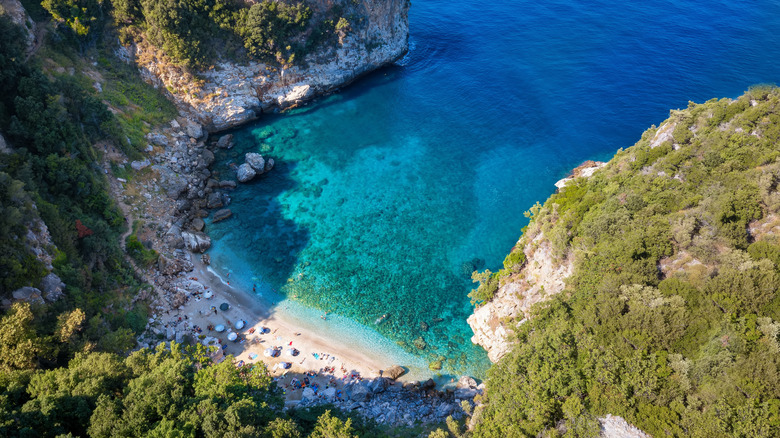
(467, 230, 573, 363)
(127, 0, 410, 131)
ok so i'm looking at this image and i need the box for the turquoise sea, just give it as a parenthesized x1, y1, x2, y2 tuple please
(206, 0, 780, 377)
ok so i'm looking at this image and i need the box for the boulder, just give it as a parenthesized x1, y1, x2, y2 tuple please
(236, 163, 256, 183)
(153, 165, 188, 199)
(454, 388, 477, 400)
(191, 218, 205, 231)
(39, 273, 65, 302)
(219, 180, 237, 189)
(385, 365, 406, 380)
(457, 375, 477, 389)
(183, 119, 204, 139)
(206, 192, 223, 209)
(130, 159, 151, 170)
(435, 403, 455, 418)
(181, 231, 211, 253)
(264, 158, 275, 173)
(368, 377, 390, 394)
(321, 387, 337, 402)
(346, 383, 371, 402)
(245, 153, 265, 172)
(12, 286, 44, 304)
(166, 327, 175, 340)
(216, 134, 233, 149)
(421, 379, 436, 390)
(201, 149, 215, 166)
(301, 387, 317, 404)
(212, 209, 233, 223)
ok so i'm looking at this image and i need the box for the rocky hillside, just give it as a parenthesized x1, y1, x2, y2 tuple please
(469, 87, 780, 437)
(125, 0, 410, 130)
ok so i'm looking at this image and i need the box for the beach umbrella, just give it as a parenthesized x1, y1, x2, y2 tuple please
(220, 303, 229, 311)
(280, 362, 291, 369)
(264, 348, 275, 357)
(214, 324, 225, 332)
(204, 291, 213, 299)
(235, 320, 245, 330)
(286, 348, 298, 357)
(227, 332, 238, 341)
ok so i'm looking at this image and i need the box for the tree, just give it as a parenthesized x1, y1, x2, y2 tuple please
(309, 410, 358, 438)
(0, 302, 48, 371)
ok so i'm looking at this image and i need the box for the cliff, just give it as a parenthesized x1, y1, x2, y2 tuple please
(126, 0, 410, 131)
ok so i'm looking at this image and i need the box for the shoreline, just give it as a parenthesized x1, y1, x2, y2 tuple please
(181, 257, 419, 381)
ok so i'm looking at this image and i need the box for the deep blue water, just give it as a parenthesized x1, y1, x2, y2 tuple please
(207, 0, 780, 377)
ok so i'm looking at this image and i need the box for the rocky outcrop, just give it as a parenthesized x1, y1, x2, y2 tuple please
(181, 231, 211, 253)
(599, 415, 651, 438)
(39, 273, 65, 302)
(554, 160, 607, 190)
(127, 0, 410, 131)
(467, 232, 573, 362)
(0, 0, 35, 47)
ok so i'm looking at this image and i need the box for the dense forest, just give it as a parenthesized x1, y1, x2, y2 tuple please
(40, 0, 354, 67)
(470, 88, 780, 437)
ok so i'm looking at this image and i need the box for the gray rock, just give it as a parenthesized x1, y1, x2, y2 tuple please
(457, 376, 477, 389)
(166, 327, 175, 340)
(346, 383, 371, 402)
(12, 286, 44, 304)
(191, 218, 205, 231)
(201, 149, 215, 166)
(322, 387, 337, 402)
(183, 119, 204, 139)
(245, 153, 265, 172)
(181, 231, 211, 253)
(435, 403, 454, 418)
(130, 159, 151, 170)
(264, 158, 275, 173)
(369, 377, 390, 394)
(422, 379, 436, 390)
(212, 209, 233, 223)
(206, 192, 223, 209)
(219, 180, 237, 189)
(301, 387, 317, 403)
(153, 165, 188, 199)
(0, 133, 13, 154)
(237, 163, 256, 183)
(148, 132, 168, 146)
(216, 134, 233, 149)
(39, 273, 65, 302)
(454, 388, 477, 400)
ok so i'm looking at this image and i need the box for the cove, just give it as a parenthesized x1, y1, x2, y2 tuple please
(206, 0, 780, 377)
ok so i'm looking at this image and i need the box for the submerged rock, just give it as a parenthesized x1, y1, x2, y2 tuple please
(216, 134, 233, 149)
(212, 209, 233, 223)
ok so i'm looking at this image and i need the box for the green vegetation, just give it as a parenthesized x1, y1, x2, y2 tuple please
(470, 87, 780, 437)
(110, 0, 352, 68)
(126, 221, 158, 267)
(0, 342, 384, 437)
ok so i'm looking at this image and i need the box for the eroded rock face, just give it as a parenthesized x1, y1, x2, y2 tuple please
(181, 231, 211, 253)
(467, 233, 573, 363)
(554, 160, 607, 190)
(129, 0, 410, 131)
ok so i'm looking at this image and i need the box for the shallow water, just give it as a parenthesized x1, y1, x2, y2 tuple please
(207, 0, 780, 377)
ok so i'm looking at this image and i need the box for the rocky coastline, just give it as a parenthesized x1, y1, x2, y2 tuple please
(123, 0, 411, 131)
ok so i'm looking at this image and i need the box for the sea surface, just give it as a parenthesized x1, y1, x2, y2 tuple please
(206, 0, 780, 377)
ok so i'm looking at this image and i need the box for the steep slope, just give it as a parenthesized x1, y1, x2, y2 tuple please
(124, 0, 410, 130)
(470, 87, 780, 437)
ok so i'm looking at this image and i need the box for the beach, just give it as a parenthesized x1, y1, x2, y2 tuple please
(153, 256, 437, 403)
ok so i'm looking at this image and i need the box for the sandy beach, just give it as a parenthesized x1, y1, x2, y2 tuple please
(154, 257, 434, 403)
